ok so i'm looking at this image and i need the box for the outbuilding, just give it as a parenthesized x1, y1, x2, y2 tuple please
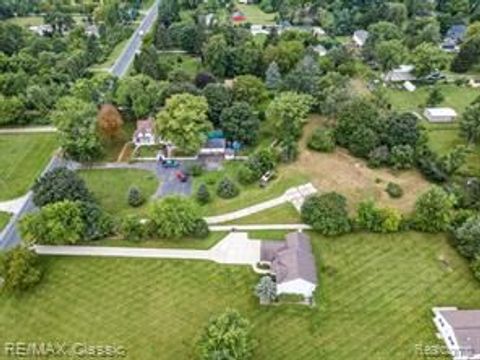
(424, 107, 458, 123)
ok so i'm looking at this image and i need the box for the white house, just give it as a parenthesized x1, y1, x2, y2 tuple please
(29, 24, 53, 36)
(384, 65, 416, 82)
(352, 30, 369, 47)
(432, 307, 480, 360)
(133, 119, 156, 146)
(199, 138, 227, 156)
(424, 107, 458, 123)
(469, 79, 480, 88)
(312, 44, 327, 57)
(260, 232, 318, 298)
(250, 24, 270, 36)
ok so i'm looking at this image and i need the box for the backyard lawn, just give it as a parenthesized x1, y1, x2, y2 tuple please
(0, 211, 11, 231)
(193, 162, 310, 216)
(225, 203, 302, 225)
(6, 16, 44, 27)
(237, 4, 277, 25)
(78, 168, 159, 216)
(0, 134, 58, 201)
(1, 232, 478, 359)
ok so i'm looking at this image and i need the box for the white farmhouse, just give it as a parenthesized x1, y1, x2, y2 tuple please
(384, 65, 416, 83)
(352, 30, 369, 47)
(424, 107, 458, 123)
(432, 307, 480, 360)
(260, 232, 318, 299)
(133, 119, 156, 146)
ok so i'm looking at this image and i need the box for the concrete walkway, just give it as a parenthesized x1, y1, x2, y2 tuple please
(0, 126, 57, 134)
(205, 183, 317, 224)
(33, 232, 261, 265)
(210, 224, 312, 231)
(0, 193, 31, 214)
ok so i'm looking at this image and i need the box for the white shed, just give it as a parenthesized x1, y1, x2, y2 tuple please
(424, 107, 458, 123)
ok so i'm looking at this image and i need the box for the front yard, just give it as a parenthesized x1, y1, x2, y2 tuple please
(0, 211, 11, 232)
(0, 133, 58, 201)
(1, 232, 478, 359)
(78, 168, 159, 216)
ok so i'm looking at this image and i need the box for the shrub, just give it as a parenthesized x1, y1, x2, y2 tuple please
(453, 215, 480, 259)
(279, 140, 298, 163)
(216, 177, 240, 199)
(255, 276, 277, 304)
(196, 184, 211, 204)
(127, 186, 145, 207)
(413, 186, 455, 232)
(197, 309, 253, 360)
(120, 216, 149, 242)
(0, 247, 42, 292)
(356, 201, 402, 233)
(192, 218, 210, 239)
(386, 182, 403, 198)
(368, 146, 390, 168)
(237, 164, 257, 185)
(186, 163, 203, 177)
(79, 201, 113, 241)
(246, 148, 277, 179)
(390, 145, 414, 170)
(307, 128, 335, 152)
(32, 167, 93, 207)
(150, 196, 200, 239)
(301, 192, 351, 236)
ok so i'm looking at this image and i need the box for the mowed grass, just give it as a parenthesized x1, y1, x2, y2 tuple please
(237, 4, 277, 25)
(78, 169, 159, 216)
(1, 232, 479, 359)
(194, 162, 310, 216)
(384, 84, 479, 114)
(6, 16, 44, 27)
(225, 203, 301, 225)
(0, 134, 58, 201)
(0, 211, 11, 231)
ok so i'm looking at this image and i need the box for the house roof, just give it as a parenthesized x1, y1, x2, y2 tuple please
(425, 107, 457, 117)
(262, 232, 318, 285)
(134, 119, 154, 137)
(446, 25, 467, 42)
(438, 309, 480, 355)
(384, 65, 416, 82)
(353, 30, 369, 45)
(203, 138, 226, 149)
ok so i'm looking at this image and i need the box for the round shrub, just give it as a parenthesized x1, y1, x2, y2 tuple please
(301, 192, 351, 236)
(390, 145, 414, 170)
(127, 186, 145, 207)
(368, 146, 390, 168)
(386, 182, 403, 198)
(120, 216, 148, 242)
(307, 128, 335, 152)
(192, 218, 210, 239)
(237, 164, 257, 185)
(0, 247, 42, 293)
(186, 163, 204, 177)
(216, 177, 240, 199)
(196, 184, 211, 204)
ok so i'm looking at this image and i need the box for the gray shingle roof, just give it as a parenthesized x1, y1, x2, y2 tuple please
(440, 309, 480, 355)
(261, 232, 318, 285)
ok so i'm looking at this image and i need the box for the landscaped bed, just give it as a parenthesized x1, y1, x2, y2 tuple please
(0, 133, 58, 201)
(78, 168, 159, 216)
(1, 232, 478, 359)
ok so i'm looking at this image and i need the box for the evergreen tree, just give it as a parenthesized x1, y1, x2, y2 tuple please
(127, 186, 144, 207)
(196, 184, 211, 204)
(265, 61, 282, 90)
(426, 87, 444, 107)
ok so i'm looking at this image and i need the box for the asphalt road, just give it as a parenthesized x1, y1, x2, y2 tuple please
(110, 0, 160, 78)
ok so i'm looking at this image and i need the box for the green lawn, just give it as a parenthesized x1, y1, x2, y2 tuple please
(0, 211, 11, 231)
(161, 53, 202, 78)
(225, 203, 301, 225)
(91, 38, 130, 70)
(78, 169, 159, 216)
(6, 16, 44, 27)
(194, 162, 310, 216)
(0, 134, 58, 201)
(385, 84, 479, 114)
(237, 4, 277, 25)
(1, 232, 478, 359)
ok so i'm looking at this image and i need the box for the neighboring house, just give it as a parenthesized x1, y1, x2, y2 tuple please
(312, 44, 327, 57)
(469, 79, 480, 88)
(353, 30, 369, 47)
(199, 138, 227, 156)
(29, 24, 53, 36)
(441, 25, 467, 52)
(260, 232, 318, 299)
(403, 81, 416, 92)
(424, 107, 458, 123)
(250, 24, 270, 36)
(432, 307, 480, 360)
(384, 65, 416, 82)
(85, 24, 99, 37)
(133, 119, 156, 146)
(231, 10, 246, 22)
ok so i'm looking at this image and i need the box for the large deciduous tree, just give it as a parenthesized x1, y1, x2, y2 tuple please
(202, 34, 230, 78)
(460, 97, 480, 144)
(233, 75, 268, 106)
(220, 102, 259, 145)
(97, 103, 123, 140)
(155, 93, 211, 153)
(202, 83, 232, 127)
(411, 42, 449, 77)
(0, 247, 42, 293)
(413, 186, 455, 232)
(454, 215, 480, 259)
(374, 39, 408, 71)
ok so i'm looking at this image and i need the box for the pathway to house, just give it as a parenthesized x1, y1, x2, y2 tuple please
(210, 224, 312, 231)
(205, 183, 317, 224)
(0, 193, 31, 214)
(0, 126, 57, 134)
(33, 232, 261, 265)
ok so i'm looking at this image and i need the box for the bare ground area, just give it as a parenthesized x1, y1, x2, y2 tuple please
(284, 116, 432, 213)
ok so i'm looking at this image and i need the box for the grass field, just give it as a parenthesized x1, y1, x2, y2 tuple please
(6, 16, 44, 27)
(78, 169, 159, 216)
(237, 4, 277, 25)
(1, 232, 478, 359)
(0, 211, 11, 231)
(225, 203, 301, 225)
(384, 84, 479, 114)
(0, 134, 58, 201)
(161, 53, 202, 78)
(194, 162, 310, 216)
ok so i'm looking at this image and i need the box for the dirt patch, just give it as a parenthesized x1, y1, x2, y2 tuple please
(283, 116, 432, 214)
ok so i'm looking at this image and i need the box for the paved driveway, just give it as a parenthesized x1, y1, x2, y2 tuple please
(155, 167, 193, 197)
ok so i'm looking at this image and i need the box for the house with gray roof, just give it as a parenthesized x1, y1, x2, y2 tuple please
(260, 232, 318, 298)
(433, 307, 480, 359)
(353, 30, 369, 47)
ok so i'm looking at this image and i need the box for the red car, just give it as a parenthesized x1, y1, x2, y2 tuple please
(176, 171, 188, 182)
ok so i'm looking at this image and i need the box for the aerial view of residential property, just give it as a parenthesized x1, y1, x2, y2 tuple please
(1, 0, 480, 359)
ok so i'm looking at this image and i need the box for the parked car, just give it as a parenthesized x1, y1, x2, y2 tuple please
(162, 159, 180, 168)
(176, 171, 189, 182)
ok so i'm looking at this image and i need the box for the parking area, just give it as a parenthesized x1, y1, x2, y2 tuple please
(155, 166, 193, 197)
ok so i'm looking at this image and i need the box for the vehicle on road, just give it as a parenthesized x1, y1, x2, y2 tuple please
(162, 159, 180, 168)
(176, 171, 189, 182)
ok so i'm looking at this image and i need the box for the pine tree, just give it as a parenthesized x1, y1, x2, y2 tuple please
(426, 87, 444, 107)
(127, 186, 145, 207)
(196, 184, 211, 204)
(265, 62, 282, 90)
